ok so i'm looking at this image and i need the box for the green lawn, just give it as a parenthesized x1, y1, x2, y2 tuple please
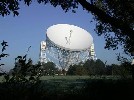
(0, 75, 124, 82)
(0, 75, 133, 100)
(40, 75, 91, 80)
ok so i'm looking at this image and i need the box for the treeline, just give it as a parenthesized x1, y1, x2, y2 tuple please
(67, 59, 106, 76)
(67, 59, 132, 78)
(28, 59, 133, 79)
(8, 58, 133, 79)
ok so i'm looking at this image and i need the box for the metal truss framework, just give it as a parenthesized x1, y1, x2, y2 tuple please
(40, 38, 97, 70)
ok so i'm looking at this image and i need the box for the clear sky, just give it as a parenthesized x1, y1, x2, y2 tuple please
(0, 2, 124, 71)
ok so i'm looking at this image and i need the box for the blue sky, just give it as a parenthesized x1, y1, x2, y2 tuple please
(0, 2, 124, 71)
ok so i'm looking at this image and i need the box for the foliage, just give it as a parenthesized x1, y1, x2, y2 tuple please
(6, 54, 42, 83)
(0, 41, 45, 100)
(67, 64, 88, 75)
(78, 0, 134, 55)
(0, 40, 9, 76)
(94, 59, 106, 75)
(67, 59, 133, 79)
(0, 77, 134, 100)
(105, 62, 132, 79)
(0, 41, 42, 83)
(116, 53, 134, 79)
(67, 59, 106, 76)
(0, 41, 9, 68)
(83, 59, 106, 75)
(0, 0, 78, 16)
(83, 59, 96, 75)
(67, 65, 76, 75)
(41, 62, 58, 75)
(93, 0, 134, 55)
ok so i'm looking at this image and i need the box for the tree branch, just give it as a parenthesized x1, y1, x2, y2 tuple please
(78, 0, 134, 39)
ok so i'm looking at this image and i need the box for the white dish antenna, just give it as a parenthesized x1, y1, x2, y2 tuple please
(46, 24, 93, 51)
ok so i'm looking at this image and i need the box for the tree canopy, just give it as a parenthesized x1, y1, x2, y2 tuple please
(0, 0, 134, 55)
(67, 59, 106, 75)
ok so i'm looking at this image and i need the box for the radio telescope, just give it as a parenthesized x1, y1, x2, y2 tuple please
(40, 24, 97, 70)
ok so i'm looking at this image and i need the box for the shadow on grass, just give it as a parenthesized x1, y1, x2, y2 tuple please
(0, 79, 134, 100)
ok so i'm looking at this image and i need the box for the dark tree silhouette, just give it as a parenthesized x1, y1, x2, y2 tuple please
(0, 0, 134, 55)
(41, 62, 57, 75)
(0, 40, 9, 76)
(67, 59, 106, 76)
(95, 59, 105, 75)
(78, 0, 134, 54)
(83, 59, 105, 75)
(67, 64, 88, 75)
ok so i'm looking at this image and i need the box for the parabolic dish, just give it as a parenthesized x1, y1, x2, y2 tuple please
(46, 24, 93, 51)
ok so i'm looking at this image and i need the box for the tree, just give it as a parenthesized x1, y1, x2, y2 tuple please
(67, 59, 106, 76)
(0, 40, 9, 76)
(83, 59, 96, 75)
(78, 0, 134, 55)
(116, 54, 133, 78)
(67, 65, 77, 75)
(0, 0, 134, 55)
(8, 55, 42, 82)
(41, 62, 57, 75)
(95, 59, 105, 75)
(112, 63, 131, 79)
(75, 65, 88, 75)
(83, 59, 105, 75)
(67, 64, 88, 75)
(105, 65, 112, 75)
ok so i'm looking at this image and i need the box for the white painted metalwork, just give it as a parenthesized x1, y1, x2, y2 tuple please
(89, 43, 97, 60)
(40, 24, 97, 70)
(39, 41, 47, 63)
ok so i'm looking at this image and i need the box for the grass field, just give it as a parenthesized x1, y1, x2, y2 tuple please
(0, 75, 122, 82)
(0, 75, 126, 81)
(0, 75, 133, 100)
(40, 75, 91, 80)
